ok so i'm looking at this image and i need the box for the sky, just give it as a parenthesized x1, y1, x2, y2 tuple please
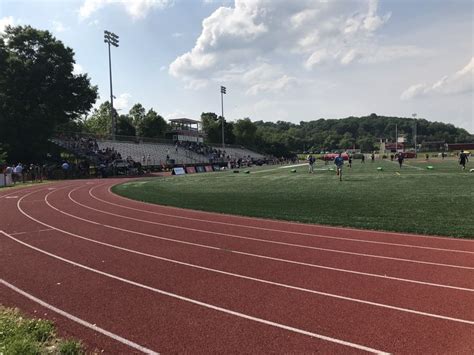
(1, 0, 473, 132)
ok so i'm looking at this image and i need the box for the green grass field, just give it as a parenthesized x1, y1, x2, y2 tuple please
(113, 158, 473, 238)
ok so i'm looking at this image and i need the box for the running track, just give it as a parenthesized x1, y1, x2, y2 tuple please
(1, 179, 473, 354)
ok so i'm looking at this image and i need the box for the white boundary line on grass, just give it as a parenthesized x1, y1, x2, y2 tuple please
(88, 184, 474, 254)
(73, 186, 474, 265)
(0, 230, 389, 354)
(107, 182, 474, 243)
(0, 274, 158, 354)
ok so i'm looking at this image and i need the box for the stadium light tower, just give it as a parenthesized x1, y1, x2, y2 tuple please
(220, 86, 226, 149)
(104, 30, 119, 140)
(412, 113, 417, 157)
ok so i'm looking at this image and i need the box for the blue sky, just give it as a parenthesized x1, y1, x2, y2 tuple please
(1, 0, 473, 132)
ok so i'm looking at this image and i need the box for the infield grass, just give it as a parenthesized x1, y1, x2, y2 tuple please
(113, 158, 473, 238)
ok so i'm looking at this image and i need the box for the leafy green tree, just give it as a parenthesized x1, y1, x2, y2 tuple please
(129, 103, 146, 128)
(0, 144, 8, 164)
(137, 109, 168, 138)
(84, 102, 113, 136)
(233, 118, 257, 146)
(0, 25, 98, 162)
(201, 112, 221, 143)
(116, 115, 136, 137)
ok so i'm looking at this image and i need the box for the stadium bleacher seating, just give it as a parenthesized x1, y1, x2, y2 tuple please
(96, 140, 206, 166)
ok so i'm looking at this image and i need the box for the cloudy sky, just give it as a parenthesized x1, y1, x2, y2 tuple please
(1, 0, 473, 132)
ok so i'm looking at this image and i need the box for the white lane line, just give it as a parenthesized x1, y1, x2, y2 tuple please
(387, 160, 424, 171)
(0, 276, 158, 354)
(102, 185, 474, 249)
(71, 186, 474, 270)
(9, 194, 474, 327)
(0, 231, 388, 354)
(252, 163, 307, 173)
(9, 228, 55, 236)
(43, 187, 474, 292)
(107, 184, 474, 244)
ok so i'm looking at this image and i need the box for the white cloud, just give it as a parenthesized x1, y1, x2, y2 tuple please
(169, 0, 401, 90)
(0, 16, 16, 34)
(79, 0, 172, 20)
(52, 20, 68, 33)
(401, 57, 474, 100)
(73, 63, 85, 75)
(114, 93, 132, 111)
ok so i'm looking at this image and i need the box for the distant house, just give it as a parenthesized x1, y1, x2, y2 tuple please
(447, 143, 474, 151)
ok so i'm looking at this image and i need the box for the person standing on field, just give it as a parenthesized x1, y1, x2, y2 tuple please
(334, 153, 344, 181)
(398, 153, 404, 169)
(307, 154, 315, 173)
(459, 151, 469, 170)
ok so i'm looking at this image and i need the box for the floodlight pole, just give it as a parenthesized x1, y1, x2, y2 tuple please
(220, 86, 226, 149)
(395, 124, 398, 154)
(412, 113, 417, 157)
(104, 30, 119, 140)
(108, 42, 114, 140)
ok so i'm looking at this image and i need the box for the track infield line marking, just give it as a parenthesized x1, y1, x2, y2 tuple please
(67, 185, 474, 269)
(32, 187, 474, 293)
(0, 276, 158, 354)
(0, 231, 389, 354)
(4, 218, 474, 325)
(88, 185, 474, 254)
(106, 184, 474, 244)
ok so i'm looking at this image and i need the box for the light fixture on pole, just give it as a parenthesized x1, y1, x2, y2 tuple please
(220, 86, 226, 149)
(104, 30, 119, 140)
(412, 113, 417, 157)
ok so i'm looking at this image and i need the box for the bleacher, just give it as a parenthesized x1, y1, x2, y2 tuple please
(96, 140, 208, 166)
(216, 146, 266, 160)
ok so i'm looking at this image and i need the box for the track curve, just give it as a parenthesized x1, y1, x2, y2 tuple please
(1, 178, 473, 354)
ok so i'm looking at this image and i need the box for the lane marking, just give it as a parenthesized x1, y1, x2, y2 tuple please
(97, 185, 474, 252)
(39, 187, 474, 292)
(10, 228, 55, 236)
(5, 196, 19, 199)
(0, 277, 158, 354)
(69, 186, 474, 269)
(0, 230, 389, 354)
(5, 210, 474, 326)
(107, 183, 474, 243)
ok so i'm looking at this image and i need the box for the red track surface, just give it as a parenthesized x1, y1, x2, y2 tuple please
(1, 178, 473, 354)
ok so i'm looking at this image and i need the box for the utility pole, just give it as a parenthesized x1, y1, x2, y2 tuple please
(104, 30, 119, 140)
(395, 123, 398, 154)
(412, 113, 417, 157)
(220, 86, 226, 149)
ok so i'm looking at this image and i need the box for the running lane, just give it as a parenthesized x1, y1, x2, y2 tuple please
(1, 179, 473, 353)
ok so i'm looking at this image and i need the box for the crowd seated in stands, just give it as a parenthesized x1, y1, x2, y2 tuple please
(176, 141, 227, 162)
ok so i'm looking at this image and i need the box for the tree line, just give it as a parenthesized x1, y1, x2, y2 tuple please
(201, 113, 473, 157)
(1, 25, 472, 164)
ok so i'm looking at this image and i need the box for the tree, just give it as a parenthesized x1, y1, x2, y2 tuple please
(233, 118, 257, 146)
(116, 115, 136, 137)
(129, 103, 146, 128)
(137, 109, 168, 138)
(0, 144, 8, 164)
(84, 102, 113, 136)
(0, 26, 98, 162)
(201, 112, 220, 143)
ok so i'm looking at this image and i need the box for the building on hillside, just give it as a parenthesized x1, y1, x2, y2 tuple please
(447, 143, 474, 152)
(420, 141, 447, 152)
(166, 118, 204, 143)
(379, 138, 405, 154)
